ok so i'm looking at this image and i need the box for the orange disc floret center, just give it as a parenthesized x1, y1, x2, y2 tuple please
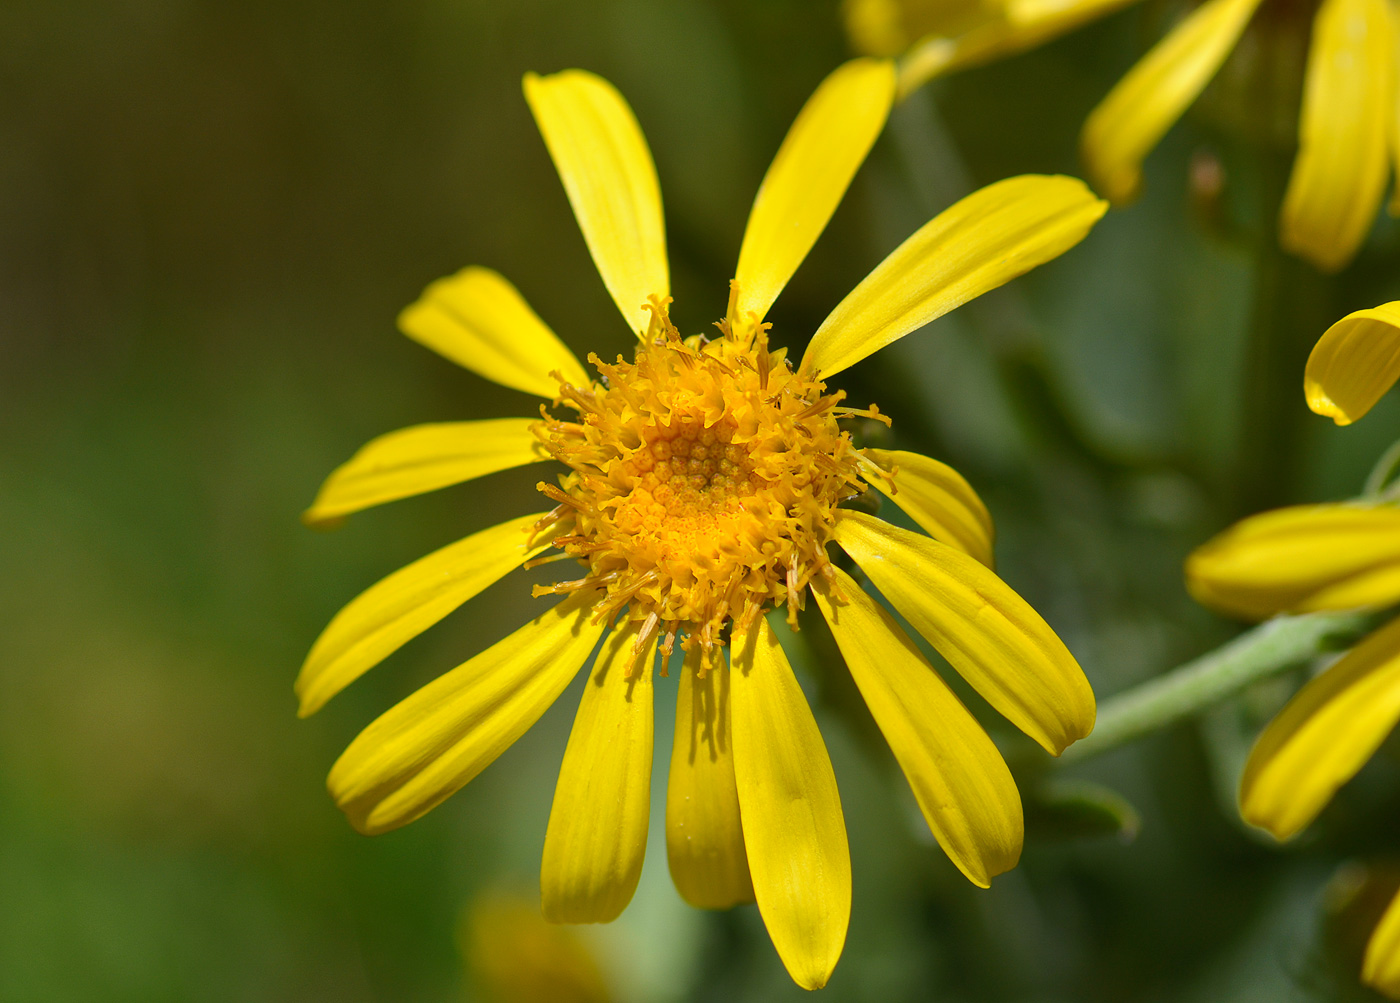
(532, 299, 880, 664)
(613, 417, 758, 566)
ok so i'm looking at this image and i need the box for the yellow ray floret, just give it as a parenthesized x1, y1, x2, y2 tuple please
(1080, 0, 1262, 204)
(859, 447, 995, 567)
(1240, 615, 1400, 840)
(1278, 0, 1395, 273)
(542, 619, 657, 924)
(1365, 889, 1400, 998)
(834, 511, 1095, 754)
(733, 57, 895, 323)
(814, 567, 1022, 886)
(666, 646, 753, 911)
(297, 511, 553, 716)
(524, 70, 668, 336)
(1305, 302, 1400, 426)
(730, 617, 850, 992)
(328, 590, 605, 835)
(803, 174, 1106, 377)
(303, 418, 549, 527)
(1186, 503, 1400, 620)
(398, 266, 591, 397)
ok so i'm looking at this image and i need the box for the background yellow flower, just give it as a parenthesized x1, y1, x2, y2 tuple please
(850, 0, 1399, 271)
(1186, 303, 1400, 998)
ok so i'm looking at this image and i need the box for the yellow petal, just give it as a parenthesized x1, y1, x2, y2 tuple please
(1080, 0, 1263, 204)
(296, 512, 551, 717)
(397, 266, 591, 398)
(327, 590, 604, 835)
(730, 618, 850, 990)
(541, 620, 656, 923)
(1364, 888, 1400, 999)
(813, 568, 1022, 887)
(1185, 503, 1400, 620)
(302, 419, 548, 527)
(666, 647, 755, 910)
(1240, 614, 1400, 839)
(896, 0, 1141, 96)
(523, 70, 668, 336)
(1304, 302, 1400, 425)
(860, 448, 995, 567)
(834, 511, 1095, 755)
(1279, 0, 1395, 272)
(802, 175, 1106, 378)
(731, 59, 896, 325)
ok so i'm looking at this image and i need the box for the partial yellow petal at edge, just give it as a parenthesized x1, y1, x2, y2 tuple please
(542, 620, 656, 924)
(860, 448, 995, 567)
(732, 58, 895, 325)
(814, 569, 1022, 887)
(328, 590, 604, 835)
(895, 0, 1142, 97)
(297, 511, 551, 717)
(666, 647, 754, 910)
(397, 267, 590, 397)
(1279, 0, 1394, 272)
(1081, 0, 1263, 204)
(303, 418, 549, 527)
(802, 175, 1105, 378)
(1364, 888, 1400, 999)
(731, 618, 850, 990)
(1185, 504, 1400, 620)
(834, 511, 1095, 755)
(524, 70, 668, 337)
(1304, 302, 1400, 425)
(1240, 614, 1400, 840)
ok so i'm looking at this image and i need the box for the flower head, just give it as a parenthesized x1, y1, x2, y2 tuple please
(532, 297, 872, 665)
(300, 58, 1102, 989)
(848, 0, 1398, 271)
(1186, 302, 1400, 998)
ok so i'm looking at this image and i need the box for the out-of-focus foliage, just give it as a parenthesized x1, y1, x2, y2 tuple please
(3, 1, 1400, 1001)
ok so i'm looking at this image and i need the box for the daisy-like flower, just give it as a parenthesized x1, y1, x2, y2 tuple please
(299, 58, 1101, 989)
(1185, 302, 1400, 999)
(845, 0, 1396, 272)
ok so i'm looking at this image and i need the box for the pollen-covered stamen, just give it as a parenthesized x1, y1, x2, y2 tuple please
(532, 296, 874, 665)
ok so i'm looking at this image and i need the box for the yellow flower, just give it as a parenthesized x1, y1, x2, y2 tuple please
(1304, 301, 1400, 426)
(1186, 303, 1400, 998)
(299, 58, 1102, 989)
(846, 0, 1397, 271)
(462, 891, 611, 1003)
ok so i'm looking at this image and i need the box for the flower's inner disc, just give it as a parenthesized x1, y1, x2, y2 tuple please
(534, 300, 882, 663)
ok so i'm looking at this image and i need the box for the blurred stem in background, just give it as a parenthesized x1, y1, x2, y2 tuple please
(1234, 145, 1329, 516)
(1225, 9, 1328, 515)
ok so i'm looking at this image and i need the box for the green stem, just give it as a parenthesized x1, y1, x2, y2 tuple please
(1060, 610, 1374, 765)
(1364, 436, 1400, 497)
(1233, 165, 1329, 516)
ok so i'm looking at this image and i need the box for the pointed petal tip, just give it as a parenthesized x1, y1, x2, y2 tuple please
(301, 508, 345, 530)
(294, 687, 319, 719)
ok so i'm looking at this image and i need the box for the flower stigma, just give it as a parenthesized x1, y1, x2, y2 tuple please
(530, 288, 890, 672)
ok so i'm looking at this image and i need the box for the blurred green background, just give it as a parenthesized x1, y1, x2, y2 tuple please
(4, 1, 1400, 1000)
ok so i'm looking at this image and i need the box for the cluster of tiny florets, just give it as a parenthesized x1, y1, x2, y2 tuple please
(530, 293, 885, 668)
